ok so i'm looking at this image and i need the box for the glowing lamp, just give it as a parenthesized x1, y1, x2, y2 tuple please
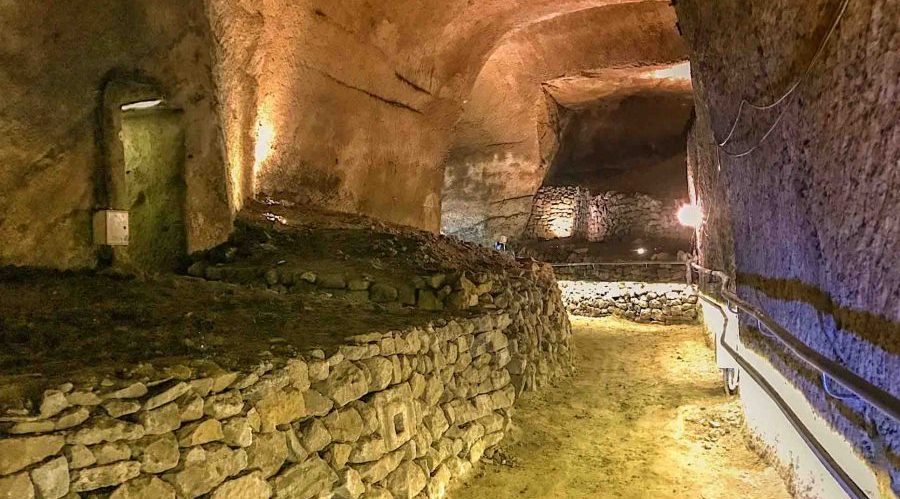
(635, 247, 647, 256)
(120, 99, 164, 111)
(677, 204, 704, 229)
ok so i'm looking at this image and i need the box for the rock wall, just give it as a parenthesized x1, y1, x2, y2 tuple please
(554, 262, 697, 323)
(440, 2, 687, 244)
(559, 281, 698, 324)
(523, 187, 690, 242)
(522, 187, 591, 241)
(0, 272, 572, 498)
(586, 191, 689, 242)
(0, 0, 232, 270)
(1, 1, 684, 270)
(553, 263, 688, 283)
(677, 0, 899, 493)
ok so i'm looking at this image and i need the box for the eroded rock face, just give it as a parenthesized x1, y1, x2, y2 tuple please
(1, 0, 688, 269)
(677, 0, 899, 493)
(441, 2, 687, 244)
(0, 0, 230, 269)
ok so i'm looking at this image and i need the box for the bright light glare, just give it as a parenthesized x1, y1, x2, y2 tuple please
(635, 247, 647, 255)
(253, 102, 277, 190)
(677, 204, 704, 228)
(120, 99, 164, 111)
(649, 62, 691, 81)
(549, 218, 575, 238)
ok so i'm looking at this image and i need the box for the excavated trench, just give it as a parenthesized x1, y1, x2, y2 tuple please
(452, 317, 791, 499)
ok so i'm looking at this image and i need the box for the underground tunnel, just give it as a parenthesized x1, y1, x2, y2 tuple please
(0, 1, 897, 498)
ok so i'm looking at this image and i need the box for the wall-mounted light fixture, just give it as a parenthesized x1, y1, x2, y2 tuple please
(120, 99, 164, 111)
(635, 247, 647, 256)
(677, 203, 704, 229)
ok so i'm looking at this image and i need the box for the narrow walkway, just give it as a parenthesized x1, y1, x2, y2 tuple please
(452, 316, 791, 499)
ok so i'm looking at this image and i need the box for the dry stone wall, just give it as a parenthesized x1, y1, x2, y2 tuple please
(0, 272, 572, 499)
(558, 281, 698, 324)
(522, 187, 590, 240)
(586, 192, 685, 242)
(554, 263, 698, 324)
(523, 187, 689, 242)
(553, 263, 688, 284)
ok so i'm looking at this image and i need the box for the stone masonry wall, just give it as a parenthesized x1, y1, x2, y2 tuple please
(553, 263, 697, 324)
(558, 281, 698, 324)
(522, 186, 590, 240)
(553, 263, 688, 284)
(586, 191, 687, 243)
(0, 274, 571, 498)
(523, 186, 689, 242)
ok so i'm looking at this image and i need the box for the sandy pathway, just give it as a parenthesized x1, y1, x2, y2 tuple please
(451, 316, 791, 499)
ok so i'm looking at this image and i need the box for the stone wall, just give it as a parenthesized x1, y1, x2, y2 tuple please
(522, 187, 590, 241)
(586, 191, 687, 242)
(553, 263, 688, 284)
(677, 0, 899, 492)
(523, 187, 690, 242)
(0, 274, 572, 498)
(558, 281, 698, 324)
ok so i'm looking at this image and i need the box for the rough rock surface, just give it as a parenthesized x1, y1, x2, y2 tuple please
(677, 0, 900, 493)
(0, 0, 230, 269)
(523, 187, 691, 243)
(441, 2, 687, 244)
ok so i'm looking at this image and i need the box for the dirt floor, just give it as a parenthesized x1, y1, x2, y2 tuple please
(452, 316, 791, 499)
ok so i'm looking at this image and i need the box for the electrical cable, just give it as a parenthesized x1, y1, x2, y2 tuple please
(823, 373, 859, 402)
(715, 0, 852, 157)
(690, 262, 900, 422)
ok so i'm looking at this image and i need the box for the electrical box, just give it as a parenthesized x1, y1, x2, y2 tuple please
(93, 210, 129, 246)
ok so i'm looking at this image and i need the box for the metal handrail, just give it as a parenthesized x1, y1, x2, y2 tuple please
(691, 262, 900, 423)
(698, 293, 869, 499)
(550, 261, 687, 267)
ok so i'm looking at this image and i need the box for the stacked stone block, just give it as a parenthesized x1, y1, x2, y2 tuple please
(558, 281, 699, 324)
(553, 263, 687, 283)
(523, 186, 688, 242)
(0, 273, 572, 498)
(586, 191, 684, 242)
(522, 186, 590, 240)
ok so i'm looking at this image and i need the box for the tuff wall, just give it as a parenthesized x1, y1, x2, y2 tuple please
(0, 0, 231, 269)
(440, 2, 686, 244)
(677, 0, 900, 493)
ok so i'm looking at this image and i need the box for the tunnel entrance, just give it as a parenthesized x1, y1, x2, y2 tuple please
(103, 80, 187, 272)
(519, 64, 696, 262)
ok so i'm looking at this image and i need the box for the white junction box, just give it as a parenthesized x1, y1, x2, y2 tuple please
(93, 210, 130, 246)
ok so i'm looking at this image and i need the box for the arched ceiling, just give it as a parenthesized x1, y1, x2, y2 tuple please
(207, 0, 675, 232)
(439, 1, 687, 242)
(544, 64, 694, 198)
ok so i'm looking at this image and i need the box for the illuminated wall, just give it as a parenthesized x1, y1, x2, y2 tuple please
(559, 280, 698, 323)
(0, 0, 231, 269)
(678, 0, 900, 493)
(523, 187, 692, 242)
(523, 186, 591, 239)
